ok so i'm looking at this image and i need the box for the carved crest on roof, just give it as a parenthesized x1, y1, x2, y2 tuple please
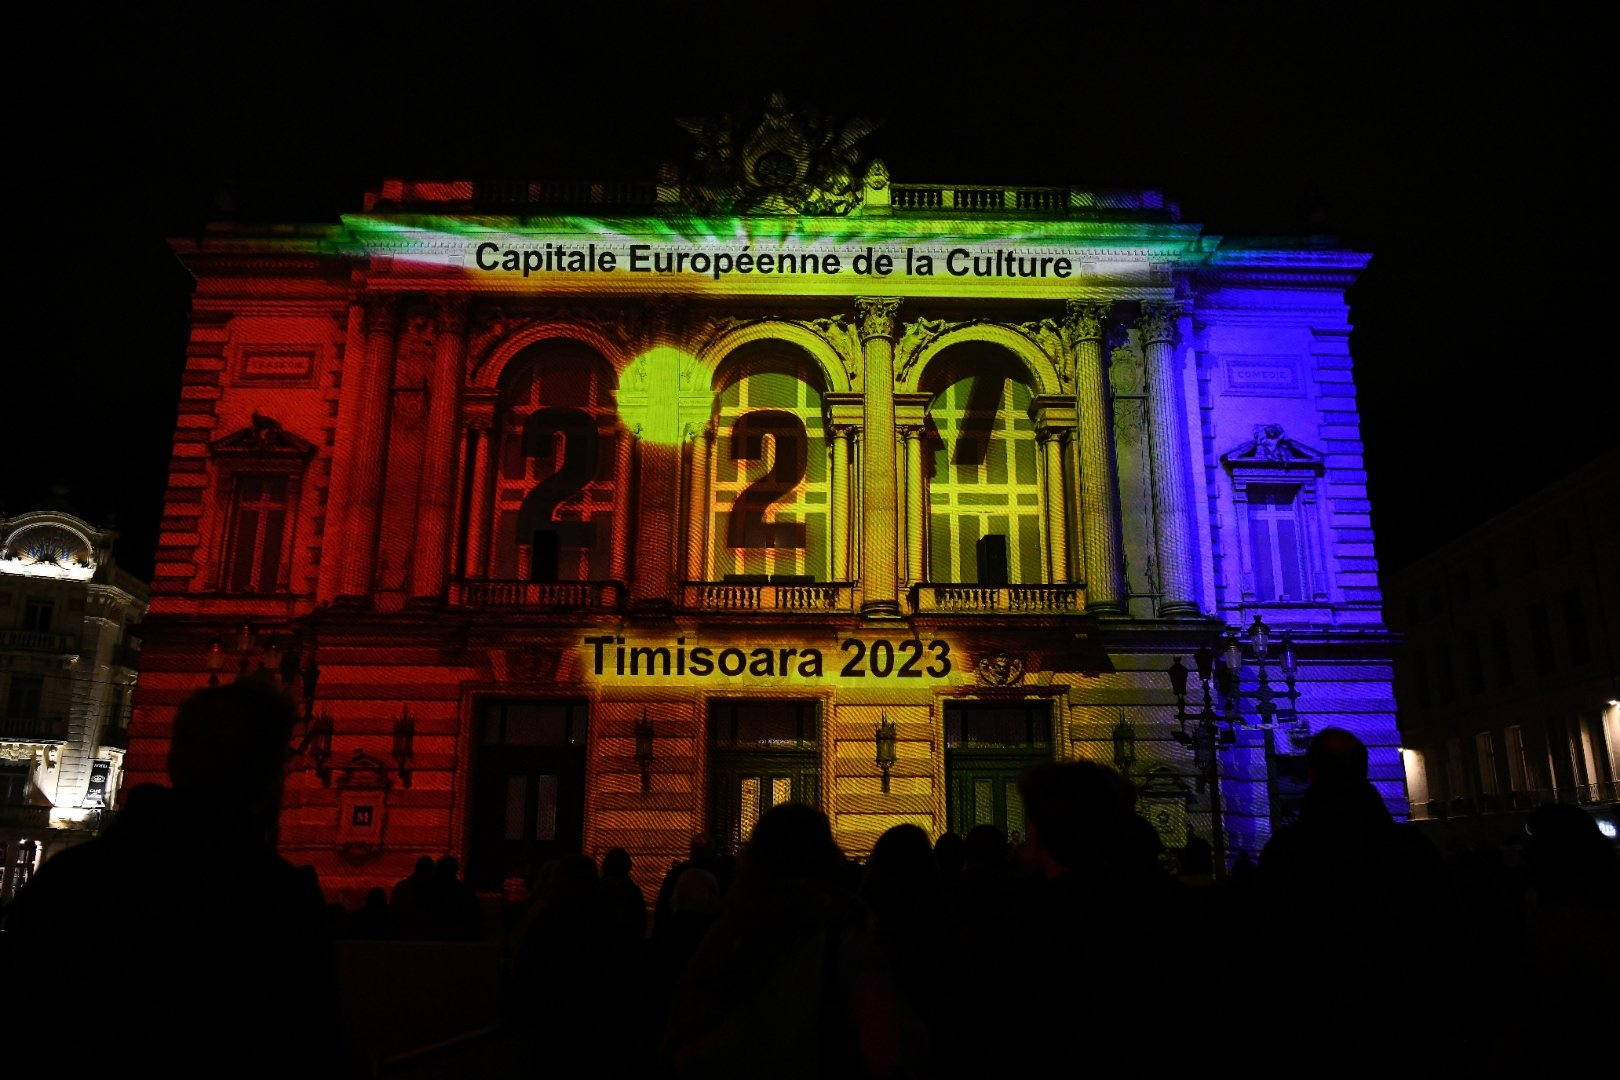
(666, 93, 881, 215)
(1220, 424, 1324, 472)
(210, 413, 316, 458)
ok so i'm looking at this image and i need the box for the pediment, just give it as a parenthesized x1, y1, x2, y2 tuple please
(1221, 423, 1323, 473)
(210, 413, 316, 458)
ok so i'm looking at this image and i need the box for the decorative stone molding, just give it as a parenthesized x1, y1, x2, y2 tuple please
(855, 297, 903, 341)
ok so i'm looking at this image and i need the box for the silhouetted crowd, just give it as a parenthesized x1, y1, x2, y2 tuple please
(2, 682, 1616, 1078)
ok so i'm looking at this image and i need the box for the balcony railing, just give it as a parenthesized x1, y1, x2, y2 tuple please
(910, 584, 1084, 615)
(449, 581, 624, 611)
(681, 582, 855, 613)
(0, 714, 68, 742)
(0, 804, 50, 828)
(0, 628, 78, 652)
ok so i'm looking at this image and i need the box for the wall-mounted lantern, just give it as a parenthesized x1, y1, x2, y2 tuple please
(393, 709, 415, 788)
(635, 709, 655, 792)
(875, 712, 898, 794)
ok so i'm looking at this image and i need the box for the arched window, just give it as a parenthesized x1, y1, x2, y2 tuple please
(706, 351, 829, 582)
(491, 345, 622, 582)
(921, 349, 1043, 585)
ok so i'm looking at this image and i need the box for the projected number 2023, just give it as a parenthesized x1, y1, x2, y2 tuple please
(840, 639, 951, 678)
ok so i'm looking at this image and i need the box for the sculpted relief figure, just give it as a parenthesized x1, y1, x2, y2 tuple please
(806, 315, 863, 389)
(896, 317, 952, 384)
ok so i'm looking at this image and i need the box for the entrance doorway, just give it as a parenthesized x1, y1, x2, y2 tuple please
(706, 699, 821, 853)
(468, 699, 588, 890)
(944, 701, 1053, 844)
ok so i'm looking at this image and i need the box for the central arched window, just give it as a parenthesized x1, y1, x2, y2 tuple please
(492, 344, 622, 582)
(921, 348, 1043, 584)
(707, 350, 829, 582)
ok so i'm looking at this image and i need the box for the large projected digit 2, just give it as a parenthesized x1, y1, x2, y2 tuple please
(518, 407, 599, 572)
(727, 409, 808, 549)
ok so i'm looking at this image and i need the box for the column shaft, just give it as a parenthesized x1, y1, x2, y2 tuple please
(830, 427, 850, 581)
(410, 298, 469, 601)
(1068, 300, 1124, 612)
(903, 428, 924, 585)
(856, 298, 902, 618)
(339, 297, 400, 599)
(611, 427, 636, 583)
(463, 424, 493, 579)
(683, 425, 710, 583)
(1041, 431, 1069, 583)
(1140, 302, 1198, 615)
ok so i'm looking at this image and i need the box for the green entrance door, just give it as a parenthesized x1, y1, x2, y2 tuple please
(945, 701, 1053, 844)
(707, 700, 821, 853)
(468, 699, 588, 890)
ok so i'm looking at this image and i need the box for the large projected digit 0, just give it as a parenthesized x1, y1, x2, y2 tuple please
(727, 409, 808, 549)
(519, 407, 599, 578)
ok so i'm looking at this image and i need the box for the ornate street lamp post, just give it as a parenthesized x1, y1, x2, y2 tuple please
(1167, 615, 1305, 877)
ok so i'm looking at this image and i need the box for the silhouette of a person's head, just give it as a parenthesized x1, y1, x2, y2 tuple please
(742, 802, 843, 885)
(603, 847, 633, 878)
(165, 679, 297, 835)
(1305, 727, 1370, 789)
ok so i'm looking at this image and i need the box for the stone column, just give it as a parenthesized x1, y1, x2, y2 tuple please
(901, 425, 925, 584)
(1039, 428, 1069, 583)
(410, 297, 469, 602)
(856, 297, 902, 618)
(1067, 300, 1124, 613)
(829, 425, 852, 581)
(611, 424, 636, 584)
(338, 296, 400, 601)
(683, 421, 711, 584)
(317, 300, 368, 602)
(462, 415, 493, 580)
(1139, 302, 1198, 616)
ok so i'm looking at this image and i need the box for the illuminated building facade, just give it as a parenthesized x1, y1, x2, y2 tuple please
(1, 509, 147, 900)
(130, 101, 1399, 901)
(1388, 449, 1620, 851)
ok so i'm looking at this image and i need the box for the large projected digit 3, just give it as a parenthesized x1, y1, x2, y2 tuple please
(727, 409, 809, 549)
(518, 407, 599, 577)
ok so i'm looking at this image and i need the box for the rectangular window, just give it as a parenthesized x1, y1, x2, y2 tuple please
(0, 763, 29, 805)
(1490, 619, 1514, 687)
(1528, 603, 1555, 676)
(1504, 725, 1530, 792)
(1433, 642, 1457, 704)
(1475, 732, 1499, 796)
(1411, 649, 1432, 711)
(226, 474, 290, 593)
(1461, 630, 1485, 695)
(1562, 590, 1593, 665)
(1246, 485, 1307, 602)
(21, 597, 53, 633)
(5, 675, 43, 719)
(1445, 736, 1466, 801)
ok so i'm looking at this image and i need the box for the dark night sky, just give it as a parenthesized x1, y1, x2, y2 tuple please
(5, 2, 1612, 583)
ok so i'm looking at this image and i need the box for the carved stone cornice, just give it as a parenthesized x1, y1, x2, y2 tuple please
(1137, 302, 1182, 346)
(1064, 300, 1112, 343)
(855, 297, 903, 342)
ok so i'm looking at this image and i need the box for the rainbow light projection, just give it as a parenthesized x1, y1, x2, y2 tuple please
(132, 108, 1393, 902)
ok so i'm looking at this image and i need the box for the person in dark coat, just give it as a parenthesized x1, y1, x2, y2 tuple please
(1, 679, 347, 1077)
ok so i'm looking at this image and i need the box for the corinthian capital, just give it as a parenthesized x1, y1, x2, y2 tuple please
(1137, 302, 1182, 346)
(436, 296, 470, 337)
(364, 295, 400, 334)
(855, 297, 903, 341)
(1064, 300, 1112, 342)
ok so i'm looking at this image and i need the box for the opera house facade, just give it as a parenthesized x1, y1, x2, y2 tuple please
(129, 101, 1398, 900)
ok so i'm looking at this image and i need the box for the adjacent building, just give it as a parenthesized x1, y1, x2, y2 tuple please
(128, 99, 1399, 903)
(1, 508, 148, 900)
(1387, 448, 1620, 852)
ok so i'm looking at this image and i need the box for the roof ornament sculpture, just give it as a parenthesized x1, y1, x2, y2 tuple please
(667, 92, 881, 215)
